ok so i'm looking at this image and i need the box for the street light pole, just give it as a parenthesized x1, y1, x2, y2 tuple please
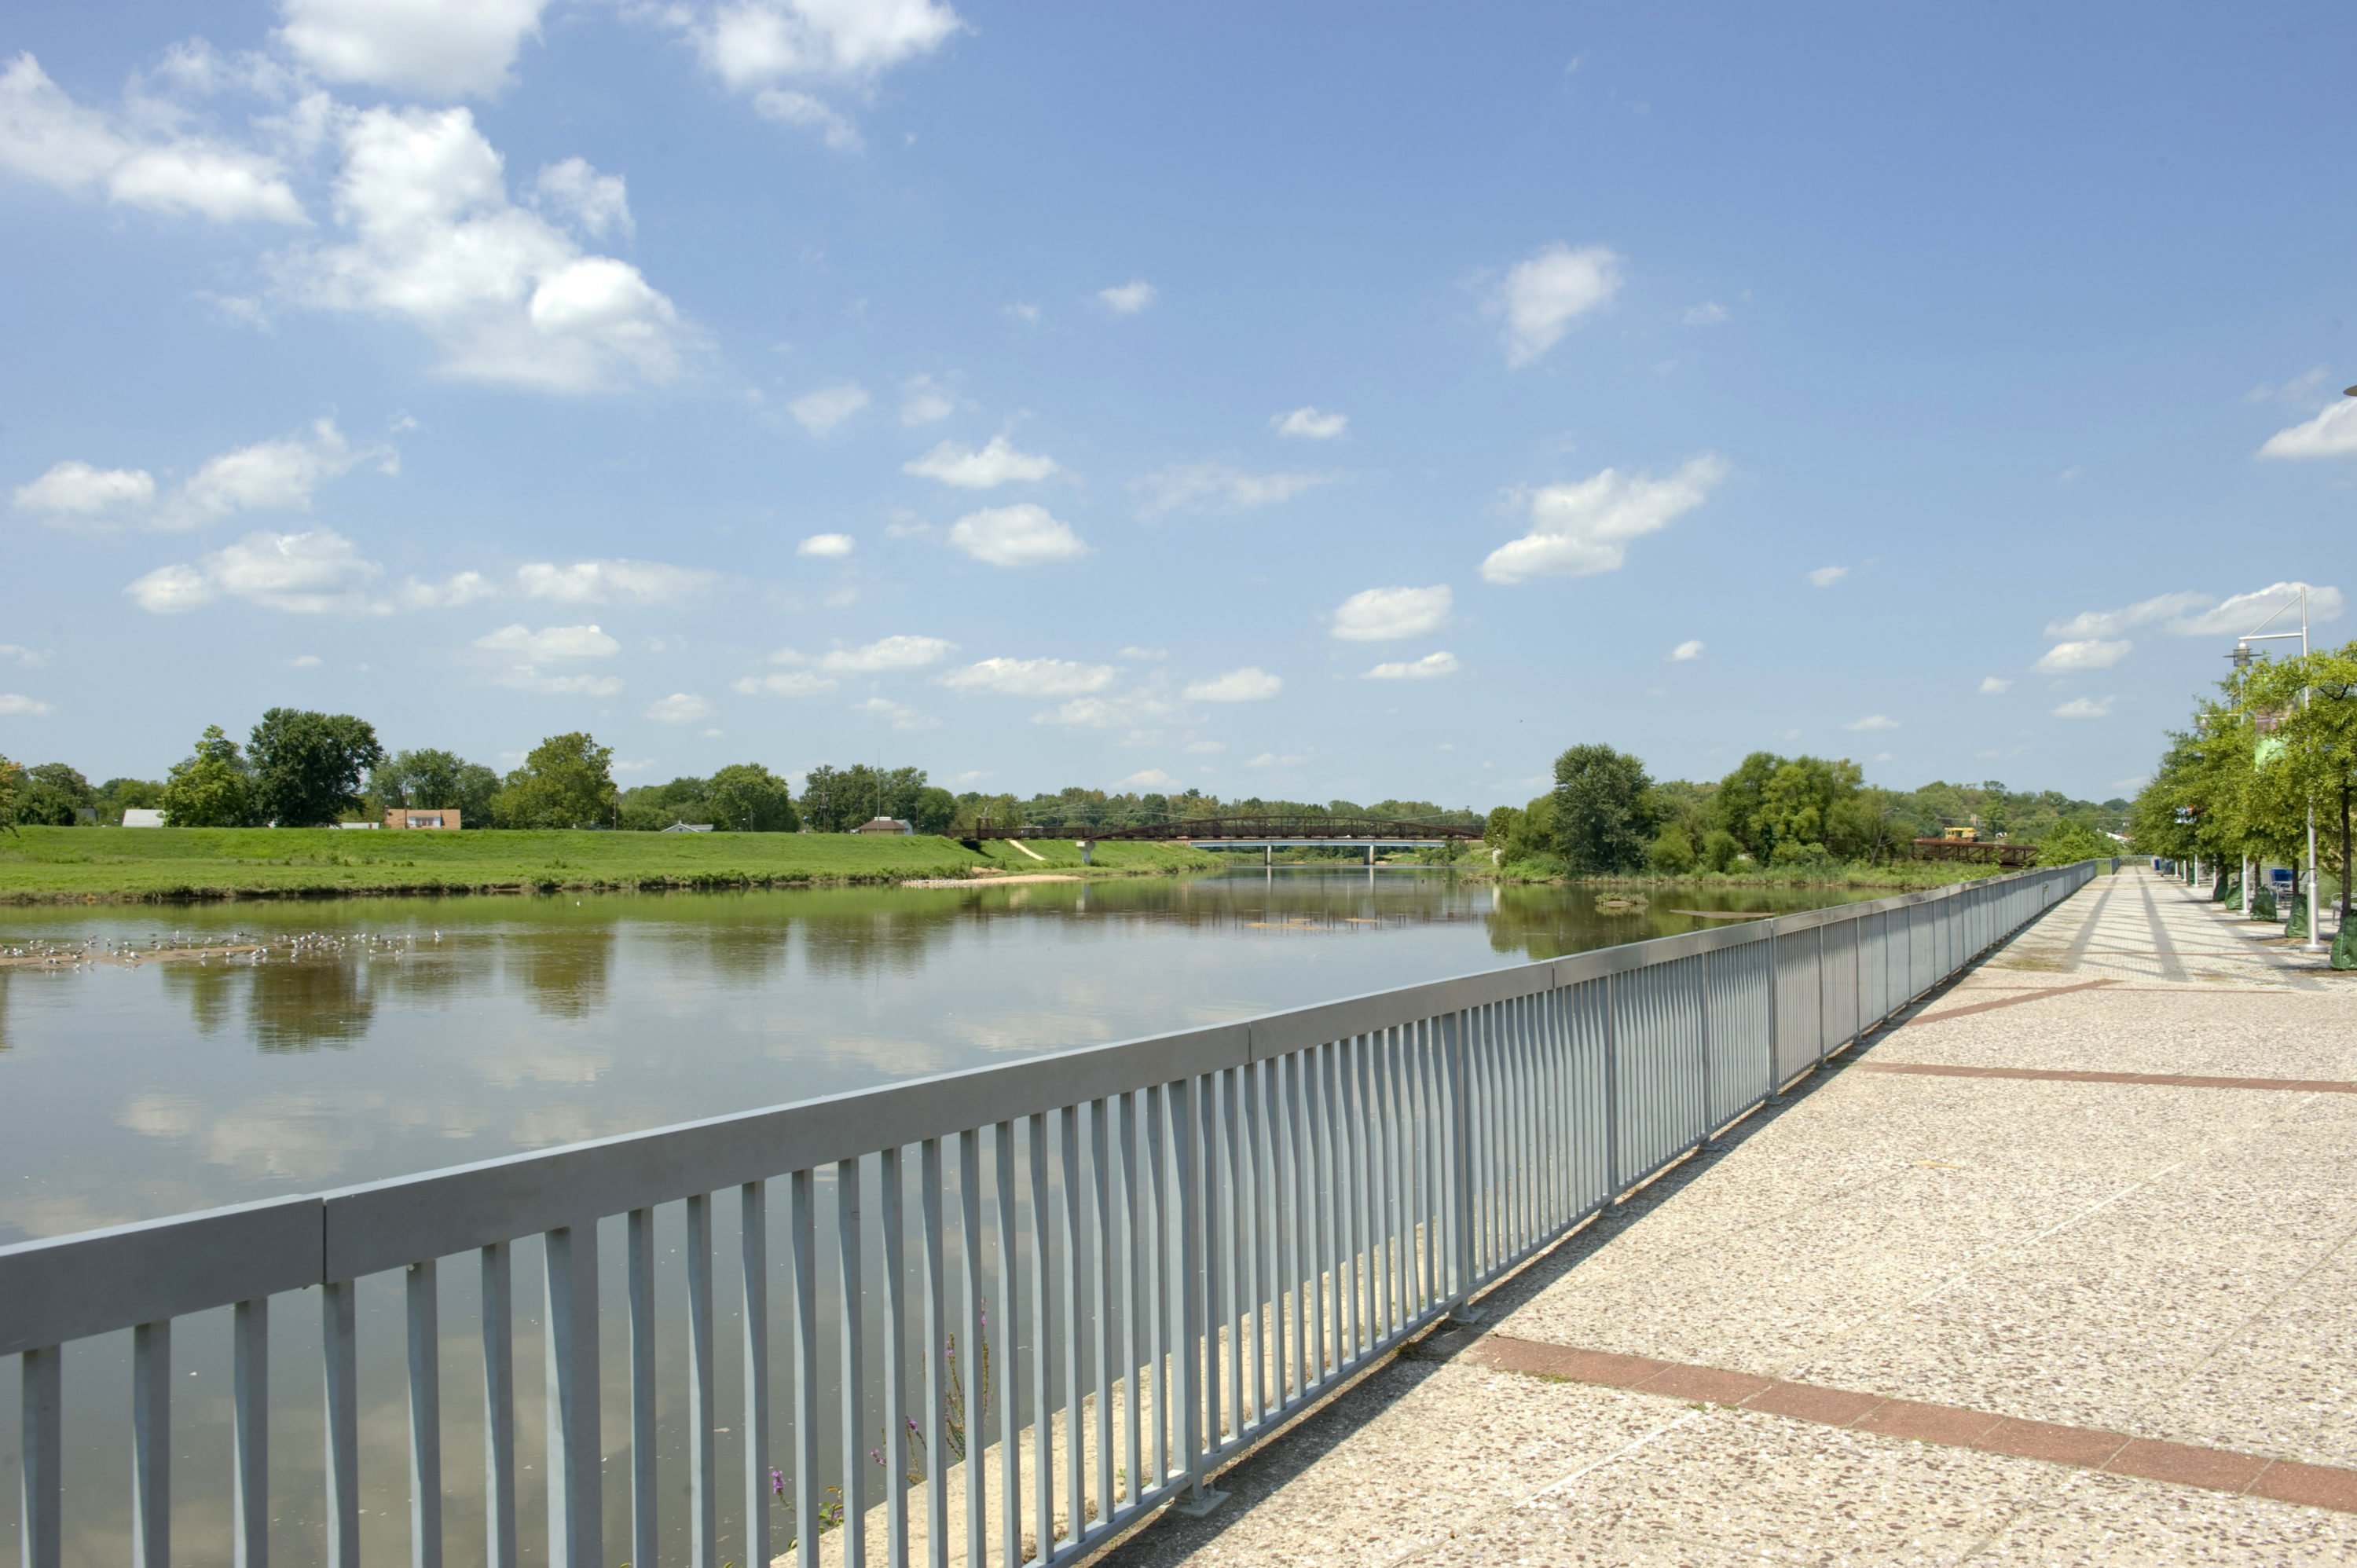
(2238, 587, 2322, 947)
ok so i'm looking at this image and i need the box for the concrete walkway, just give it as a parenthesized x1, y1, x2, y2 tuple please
(1100, 867, 2357, 1566)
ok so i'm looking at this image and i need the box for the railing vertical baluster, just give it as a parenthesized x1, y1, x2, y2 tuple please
(1145, 1086, 1168, 1492)
(132, 1319, 169, 1568)
(1059, 1108, 1084, 1546)
(1116, 1095, 1142, 1511)
(233, 1299, 268, 1568)
(543, 1222, 602, 1568)
(406, 1260, 443, 1568)
(687, 1196, 718, 1568)
(1090, 1099, 1114, 1531)
(1243, 1061, 1268, 1421)
(1199, 1079, 1223, 1455)
(882, 1147, 909, 1568)
(20, 1345, 63, 1568)
(837, 1160, 867, 1568)
(627, 1211, 655, 1568)
(787, 1172, 813, 1568)
(1277, 1054, 1303, 1398)
(1387, 1028, 1412, 1328)
(1327, 1041, 1354, 1358)
(1360, 1036, 1386, 1339)
(1420, 1023, 1440, 1311)
(1305, 1047, 1330, 1379)
(958, 1130, 985, 1568)
(1174, 1077, 1205, 1494)
(992, 1124, 1019, 1568)
(323, 1281, 359, 1568)
(1218, 1068, 1241, 1438)
(1511, 1001, 1534, 1256)
(1027, 1112, 1054, 1559)
(481, 1244, 516, 1568)
(1444, 1013, 1472, 1310)
(919, 1140, 948, 1568)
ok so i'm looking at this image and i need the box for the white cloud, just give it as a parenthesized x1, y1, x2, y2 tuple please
(2168, 582, 2344, 637)
(1271, 406, 1347, 440)
(946, 504, 1088, 566)
(1364, 651, 1461, 680)
(1244, 752, 1306, 769)
(903, 435, 1061, 488)
(752, 88, 861, 151)
(284, 105, 687, 391)
(790, 382, 869, 433)
(174, 418, 385, 526)
(1668, 639, 1705, 662)
(0, 694, 53, 716)
(0, 645, 49, 667)
(1332, 584, 1451, 642)
(1184, 667, 1282, 702)
(733, 670, 836, 698)
(2054, 696, 2115, 720)
(807, 634, 954, 673)
(1002, 302, 1040, 325)
(289, 654, 322, 668)
(676, 0, 963, 149)
(899, 374, 955, 426)
(2044, 584, 2342, 641)
(1118, 646, 1166, 660)
(2258, 399, 2357, 460)
(1490, 243, 1622, 367)
(1481, 455, 1725, 584)
(1096, 279, 1157, 314)
(13, 461, 156, 519)
(518, 559, 718, 606)
(125, 528, 391, 615)
(797, 533, 856, 558)
(0, 53, 307, 225)
(856, 696, 937, 731)
(645, 692, 712, 724)
(2043, 592, 2212, 639)
(1185, 740, 1225, 754)
(1806, 565, 1849, 588)
(1978, 676, 2012, 695)
(1843, 714, 1899, 732)
(1682, 301, 1729, 327)
(393, 570, 495, 610)
(1133, 463, 1333, 518)
(2035, 638, 2131, 673)
(276, 0, 548, 97)
(496, 667, 621, 698)
(474, 623, 618, 661)
(1115, 769, 1176, 789)
(533, 157, 632, 240)
(940, 658, 1115, 698)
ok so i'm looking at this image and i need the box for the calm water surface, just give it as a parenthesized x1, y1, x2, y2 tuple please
(0, 869, 1873, 1242)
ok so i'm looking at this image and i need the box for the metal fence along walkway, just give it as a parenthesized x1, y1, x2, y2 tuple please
(0, 863, 2091, 1568)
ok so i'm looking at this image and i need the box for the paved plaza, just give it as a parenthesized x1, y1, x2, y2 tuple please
(1102, 867, 2357, 1566)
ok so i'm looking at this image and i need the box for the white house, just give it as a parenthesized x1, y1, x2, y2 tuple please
(121, 808, 166, 828)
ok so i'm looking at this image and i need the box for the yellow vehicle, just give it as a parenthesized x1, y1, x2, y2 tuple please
(1941, 825, 1979, 842)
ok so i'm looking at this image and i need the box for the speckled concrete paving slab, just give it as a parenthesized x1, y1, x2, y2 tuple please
(1091, 869, 2357, 1565)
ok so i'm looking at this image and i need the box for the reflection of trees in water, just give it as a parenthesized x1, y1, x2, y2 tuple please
(674, 925, 794, 985)
(248, 961, 376, 1052)
(501, 928, 617, 1020)
(362, 941, 493, 1006)
(1483, 885, 1864, 962)
(157, 960, 243, 1037)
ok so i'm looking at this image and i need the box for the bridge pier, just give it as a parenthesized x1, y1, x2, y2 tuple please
(1079, 840, 1093, 866)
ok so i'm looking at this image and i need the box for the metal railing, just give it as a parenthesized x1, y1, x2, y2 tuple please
(2, 862, 2091, 1568)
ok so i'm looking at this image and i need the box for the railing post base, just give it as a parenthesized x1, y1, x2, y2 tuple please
(1444, 1300, 1487, 1327)
(1174, 1482, 1232, 1518)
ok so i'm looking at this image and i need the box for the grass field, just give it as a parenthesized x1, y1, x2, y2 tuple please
(0, 826, 1226, 903)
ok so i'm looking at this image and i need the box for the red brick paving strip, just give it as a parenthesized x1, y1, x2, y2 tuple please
(1853, 1061, 2357, 1094)
(1472, 1333, 2357, 1513)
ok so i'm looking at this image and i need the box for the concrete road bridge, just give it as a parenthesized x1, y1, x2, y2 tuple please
(964, 815, 1482, 864)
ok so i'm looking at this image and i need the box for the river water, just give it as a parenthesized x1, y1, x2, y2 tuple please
(0, 869, 1878, 1564)
(0, 869, 1876, 1244)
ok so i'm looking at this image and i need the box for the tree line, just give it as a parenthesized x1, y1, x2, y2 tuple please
(0, 711, 1483, 837)
(2125, 639, 2356, 951)
(1483, 743, 2128, 877)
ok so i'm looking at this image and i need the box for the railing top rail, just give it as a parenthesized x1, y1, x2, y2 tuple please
(0, 862, 2077, 1353)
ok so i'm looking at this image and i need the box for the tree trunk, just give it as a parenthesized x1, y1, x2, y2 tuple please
(2342, 777, 2352, 921)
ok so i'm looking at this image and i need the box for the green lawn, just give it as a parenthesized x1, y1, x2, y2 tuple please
(0, 826, 1225, 903)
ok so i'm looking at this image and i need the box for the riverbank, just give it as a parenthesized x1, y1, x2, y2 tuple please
(1472, 861, 2014, 891)
(0, 826, 1225, 903)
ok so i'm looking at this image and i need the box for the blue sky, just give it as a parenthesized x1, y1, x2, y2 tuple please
(2, 2, 2352, 806)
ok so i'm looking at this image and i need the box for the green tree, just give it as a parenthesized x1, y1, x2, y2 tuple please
(0, 754, 23, 834)
(1710, 753, 1782, 860)
(2035, 821, 2114, 866)
(249, 709, 385, 826)
(1826, 786, 1906, 863)
(1753, 756, 1861, 863)
(375, 749, 501, 822)
(14, 763, 93, 826)
(1647, 822, 1699, 874)
(1549, 743, 1657, 875)
(706, 763, 801, 832)
(95, 777, 163, 825)
(159, 725, 260, 826)
(1699, 828, 1741, 872)
(2245, 643, 2357, 921)
(497, 732, 618, 828)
